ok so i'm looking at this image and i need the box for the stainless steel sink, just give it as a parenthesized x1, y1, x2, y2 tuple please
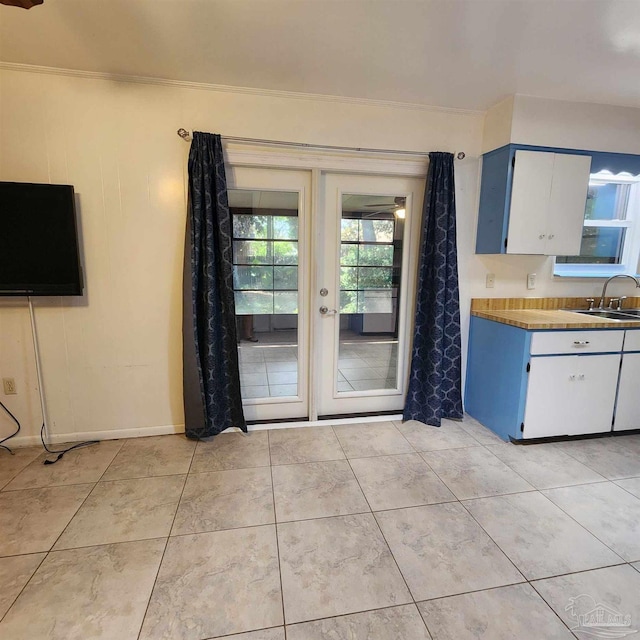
(564, 309, 640, 321)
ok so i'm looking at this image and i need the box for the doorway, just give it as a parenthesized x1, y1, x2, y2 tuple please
(226, 166, 424, 422)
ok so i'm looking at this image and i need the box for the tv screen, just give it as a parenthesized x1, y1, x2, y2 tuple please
(0, 182, 83, 296)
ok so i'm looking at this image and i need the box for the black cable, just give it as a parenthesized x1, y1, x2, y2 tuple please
(40, 423, 99, 465)
(0, 399, 21, 455)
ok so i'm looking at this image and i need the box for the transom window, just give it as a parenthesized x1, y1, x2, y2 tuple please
(555, 171, 640, 277)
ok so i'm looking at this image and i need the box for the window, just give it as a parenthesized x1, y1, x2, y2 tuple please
(555, 172, 640, 277)
(231, 198, 299, 315)
(339, 215, 399, 314)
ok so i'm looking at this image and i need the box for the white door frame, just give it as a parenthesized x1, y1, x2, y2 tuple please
(226, 143, 428, 423)
(316, 172, 425, 417)
(225, 166, 313, 423)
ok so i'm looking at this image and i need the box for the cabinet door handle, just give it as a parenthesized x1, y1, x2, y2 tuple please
(572, 340, 590, 346)
(538, 234, 546, 239)
(548, 234, 555, 239)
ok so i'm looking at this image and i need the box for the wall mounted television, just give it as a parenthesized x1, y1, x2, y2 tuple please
(0, 181, 83, 296)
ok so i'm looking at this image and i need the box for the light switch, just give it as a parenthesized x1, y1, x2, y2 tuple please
(527, 273, 537, 290)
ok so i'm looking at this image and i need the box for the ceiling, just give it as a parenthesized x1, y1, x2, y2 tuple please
(1, 0, 640, 111)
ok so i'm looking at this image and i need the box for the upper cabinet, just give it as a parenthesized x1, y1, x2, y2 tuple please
(475, 145, 592, 255)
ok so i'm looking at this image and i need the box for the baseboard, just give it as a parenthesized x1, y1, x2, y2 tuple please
(6, 423, 185, 448)
(248, 414, 403, 431)
(4, 413, 403, 448)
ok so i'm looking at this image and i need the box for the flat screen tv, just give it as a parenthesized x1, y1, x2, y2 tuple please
(0, 182, 83, 296)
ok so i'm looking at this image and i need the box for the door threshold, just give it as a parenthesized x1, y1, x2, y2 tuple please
(248, 413, 403, 431)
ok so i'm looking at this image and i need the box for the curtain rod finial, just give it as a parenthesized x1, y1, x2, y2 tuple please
(456, 152, 465, 160)
(177, 128, 191, 141)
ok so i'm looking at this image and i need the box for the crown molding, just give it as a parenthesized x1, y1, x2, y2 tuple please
(0, 60, 483, 116)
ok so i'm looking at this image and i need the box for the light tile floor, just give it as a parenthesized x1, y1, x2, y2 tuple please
(239, 337, 399, 398)
(1, 420, 640, 639)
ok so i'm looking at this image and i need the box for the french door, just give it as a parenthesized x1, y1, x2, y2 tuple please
(226, 165, 424, 422)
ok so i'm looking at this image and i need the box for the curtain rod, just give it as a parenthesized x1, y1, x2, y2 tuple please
(176, 129, 465, 160)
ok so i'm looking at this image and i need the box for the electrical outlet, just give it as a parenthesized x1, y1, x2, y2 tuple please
(3, 378, 17, 395)
(486, 273, 495, 288)
(527, 273, 537, 290)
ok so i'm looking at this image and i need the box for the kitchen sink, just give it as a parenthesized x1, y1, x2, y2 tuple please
(564, 309, 640, 321)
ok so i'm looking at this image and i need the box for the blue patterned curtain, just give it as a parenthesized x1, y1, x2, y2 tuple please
(183, 132, 246, 438)
(403, 152, 463, 426)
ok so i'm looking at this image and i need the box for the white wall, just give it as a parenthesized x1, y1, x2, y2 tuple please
(0, 67, 485, 444)
(1, 69, 638, 444)
(481, 95, 514, 154)
(511, 95, 640, 155)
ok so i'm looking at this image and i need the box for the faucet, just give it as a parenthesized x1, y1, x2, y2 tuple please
(598, 274, 640, 309)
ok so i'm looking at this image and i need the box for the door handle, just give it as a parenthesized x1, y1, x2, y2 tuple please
(319, 306, 337, 315)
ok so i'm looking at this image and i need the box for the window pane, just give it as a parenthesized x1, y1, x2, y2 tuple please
(340, 290, 358, 313)
(233, 215, 268, 239)
(357, 290, 393, 314)
(585, 183, 631, 221)
(357, 267, 393, 288)
(358, 245, 394, 266)
(233, 240, 271, 265)
(273, 216, 298, 240)
(337, 193, 403, 395)
(341, 219, 359, 241)
(340, 244, 359, 266)
(340, 266, 358, 290)
(556, 227, 626, 265)
(274, 266, 298, 290)
(273, 241, 298, 265)
(234, 291, 273, 315)
(233, 266, 273, 290)
(360, 219, 394, 243)
(273, 291, 298, 314)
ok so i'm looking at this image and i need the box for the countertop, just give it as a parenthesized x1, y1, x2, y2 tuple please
(470, 297, 640, 329)
(471, 308, 640, 330)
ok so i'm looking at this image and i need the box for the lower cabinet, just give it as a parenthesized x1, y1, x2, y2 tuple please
(465, 317, 636, 441)
(614, 352, 640, 432)
(523, 354, 620, 438)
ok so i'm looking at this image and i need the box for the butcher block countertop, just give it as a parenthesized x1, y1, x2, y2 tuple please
(470, 297, 640, 330)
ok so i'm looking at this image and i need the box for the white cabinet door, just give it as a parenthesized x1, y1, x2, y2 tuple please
(523, 354, 619, 438)
(614, 353, 640, 431)
(507, 151, 554, 255)
(506, 150, 590, 256)
(546, 154, 592, 256)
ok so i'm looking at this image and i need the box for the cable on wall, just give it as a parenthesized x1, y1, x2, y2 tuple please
(0, 400, 20, 454)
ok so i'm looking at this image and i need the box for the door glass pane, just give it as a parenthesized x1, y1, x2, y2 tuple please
(232, 240, 271, 265)
(337, 194, 403, 392)
(229, 189, 300, 400)
(233, 266, 273, 290)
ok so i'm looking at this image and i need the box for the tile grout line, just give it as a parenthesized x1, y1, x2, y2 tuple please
(533, 488, 631, 563)
(0, 445, 121, 625)
(134, 440, 196, 640)
(548, 441, 638, 480)
(328, 423, 426, 630)
(2, 427, 638, 636)
(453, 488, 626, 638)
(409, 446, 530, 585)
(0, 439, 125, 493)
(412, 455, 582, 637)
(268, 430, 288, 640)
(0, 552, 49, 625)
